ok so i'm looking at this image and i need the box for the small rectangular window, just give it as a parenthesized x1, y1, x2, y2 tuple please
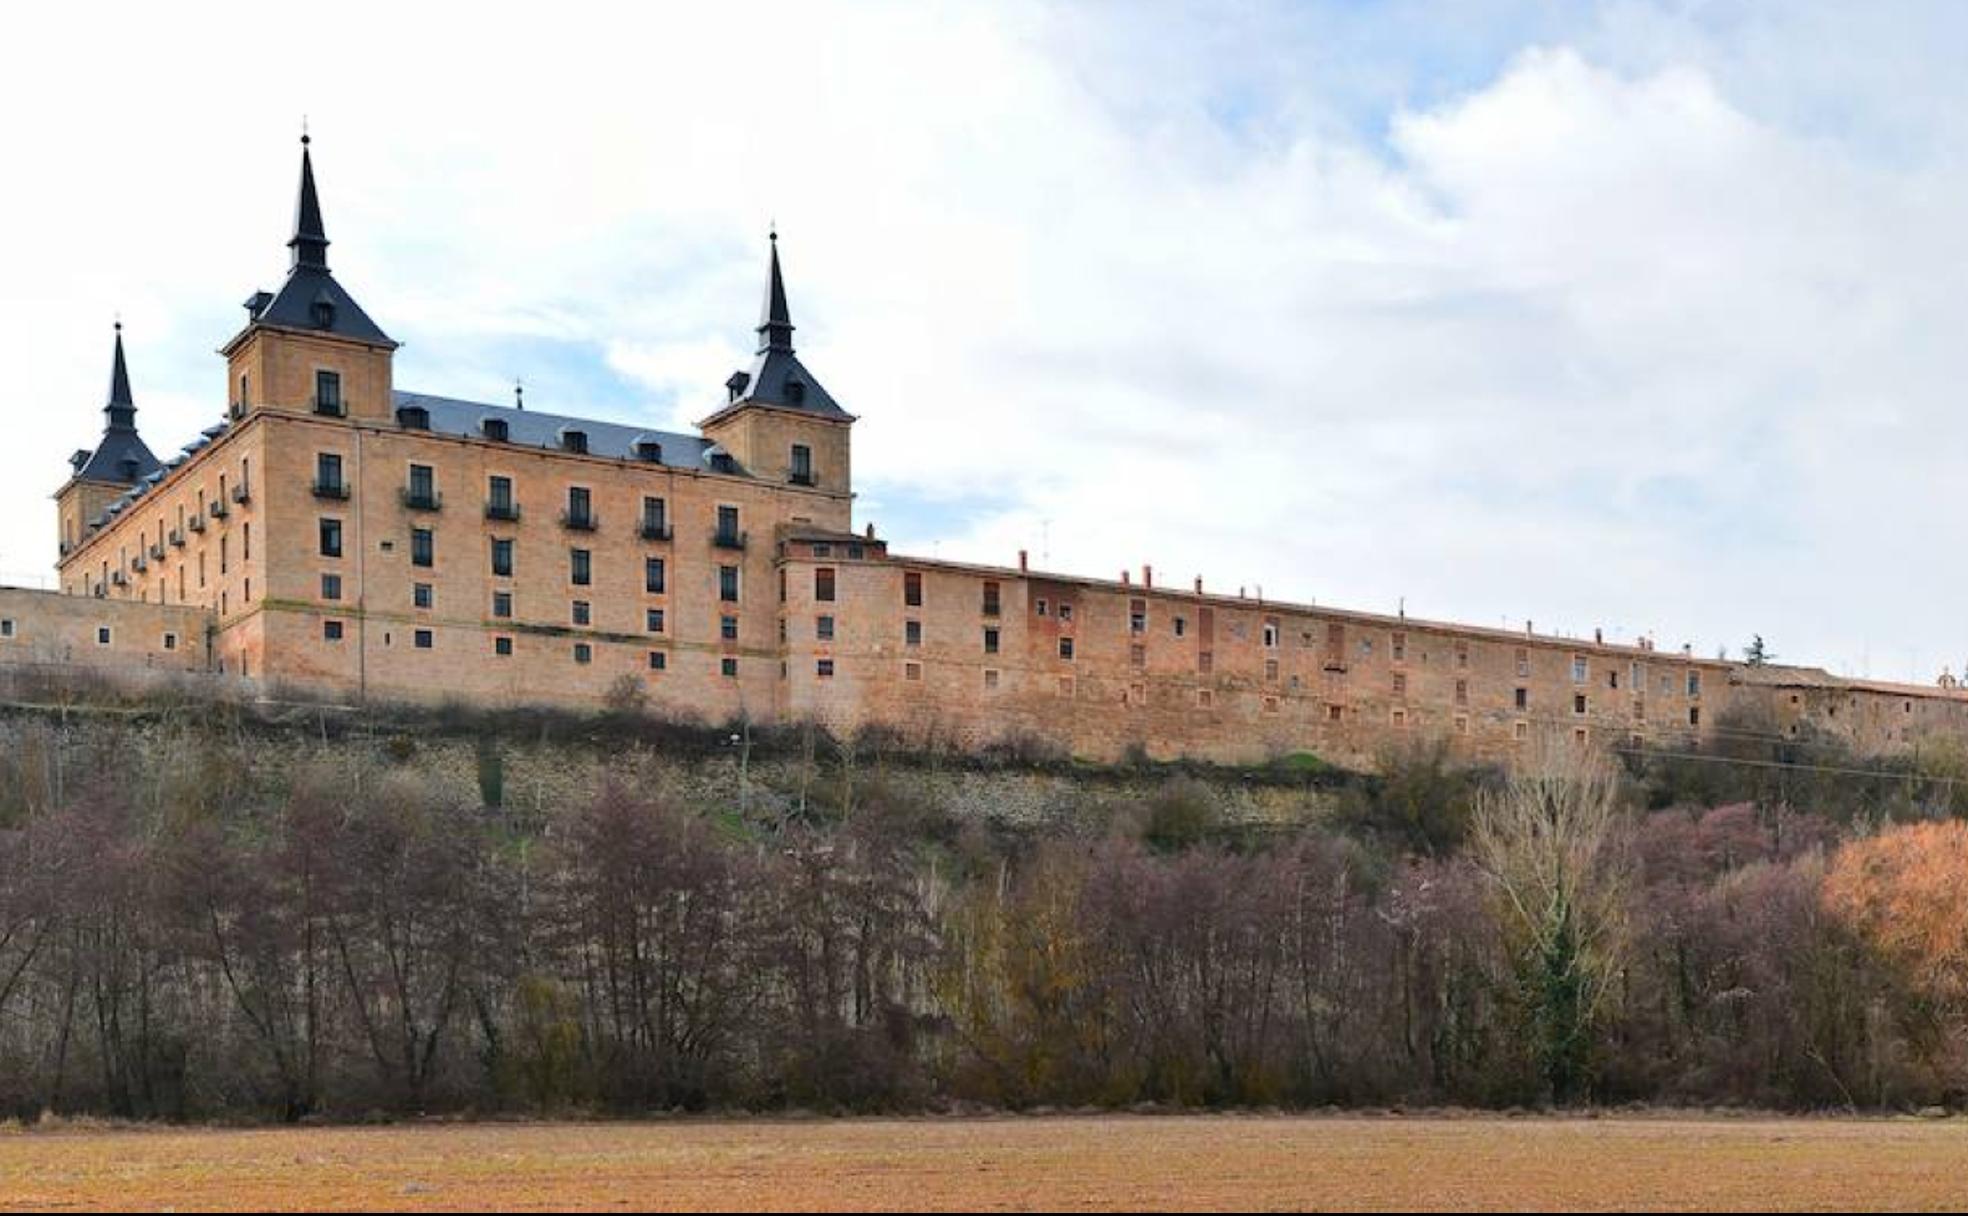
(575, 642, 593, 665)
(1515, 687, 1528, 710)
(721, 615, 739, 641)
(1575, 693, 1587, 716)
(414, 583, 433, 610)
(491, 538, 514, 578)
(906, 619, 922, 646)
(1130, 599, 1147, 635)
(816, 568, 836, 602)
(571, 548, 592, 586)
(905, 572, 923, 607)
(648, 650, 667, 671)
(493, 591, 513, 619)
(645, 557, 666, 594)
(1035, 597, 1048, 617)
(411, 528, 434, 569)
(0, 619, 13, 640)
(720, 565, 740, 602)
(984, 627, 1000, 655)
(323, 620, 344, 641)
(1174, 616, 1187, 639)
(907, 661, 924, 682)
(319, 518, 343, 559)
(982, 580, 1001, 617)
(314, 370, 343, 416)
(414, 629, 433, 650)
(817, 615, 835, 642)
(1572, 656, 1588, 683)
(647, 608, 666, 634)
(817, 658, 834, 678)
(791, 444, 814, 485)
(572, 601, 591, 626)
(1059, 637, 1075, 660)
(321, 573, 342, 601)
(721, 657, 738, 678)
(495, 636, 513, 657)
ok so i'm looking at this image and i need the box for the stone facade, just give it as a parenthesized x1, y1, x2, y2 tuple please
(0, 586, 209, 674)
(28, 138, 1968, 768)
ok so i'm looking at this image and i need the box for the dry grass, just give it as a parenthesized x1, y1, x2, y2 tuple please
(5, 1114, 1968, 1212)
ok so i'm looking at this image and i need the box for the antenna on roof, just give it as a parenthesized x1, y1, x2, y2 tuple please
(515, 379, 524, 411)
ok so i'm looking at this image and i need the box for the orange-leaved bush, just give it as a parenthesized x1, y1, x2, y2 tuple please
(1824, 820, 1968, 1015)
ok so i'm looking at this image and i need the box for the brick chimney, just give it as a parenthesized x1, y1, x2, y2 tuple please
(1018, 549, 1028, 572)
(1121, 569, 1131, 586)
(1142, 564, 1153, 589)
(1193, 575, 1203, 594)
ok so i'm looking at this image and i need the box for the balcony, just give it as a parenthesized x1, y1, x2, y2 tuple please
(789, 473, 816, 488)
(311, 397, 345, 418)
(560, 510, 599, 532)
(400, 487, 443, 512)
(188, 515, 206, 534)
(231, 483, 252, 506)
(485, 502, 522, 523)
(148, 542, 165, 561)
(312, 481, 351, 501)
(208, 499, 230, 519)
(168, 529, 186, 548)
(131, 555, 147, 573)
(639, 521, 673, 542)
(713, 529, 748, 551)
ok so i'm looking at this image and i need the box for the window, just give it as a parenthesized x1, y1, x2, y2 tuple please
(411, 528, 433, 568)
(571, 548, 592, 586)
(641, 496, 668, 538)
(1196, 688, 1211, 707)
(414, 583, 433, 610)
(1392, 709, 1407, 728)
(561, 429, 588, 455)
(0, 620, 12, 640)
(907, 662, 924, 682)
(817, 615, 835, 642)
(1265, 658, 1279, 681)
(814, 543, 833, 558)
(1687, 671, 1702, 697)
(817, 659, 834, 678)
(645, 557, 666, 594)
(1689, 706, 1701, 727)
(495, 636, 513, 657)
(905, 572, 923, 607)
(1329, 704, 1344, 722)
(982, 581, 1001, 616)
(721, 615, 739, 641)
(575, 643, 593, 665)
(1515, 720, 1529, 741)
(1516, 648, 1530, 678)
(565, 487, 593, 529)
(414, 629, 433, 650)
(314, 370, 342, 416)
(1199, 650, 1214, 674)
(1515, 687, 1528, 710)
(1059, 603, 1073, 622)
(985, 669, 1000, 690)
(816, 568, 836, 602)
(1455, 679, 1469, 706)
(791, 444, 813, 485)
(1456, 644, 1469, 669)
(646, 608, 666, 634)
(407, 464, 436, 507)
(716, 505, 741, 546)
(1130, 599, 1147, 635)
(1263, 620, 1280, 648)
(1393, 673, 1407, 697)
(1609, 670, 1619, 690)
(315, 453, 344, 495)
(906, 619, 922, 646)
(1035, 597, 1048, 617)
(96, 626, 113, 646)
(984, 627, 1000, 655)
(1059, 637, 1075, 660)
(319, 518, 343, 558)
(1572, 656, 1588, 683)
(1174, 616, 1186, 638)
(323, 620, 344, 642)
(572, 601, 591, 626)
(721, 657, 738, 678)
(1574, 693, 1587, 716)
(1392, 632, 1406, 662)
(648, 651, 666, 671)
(321, 573, 342, 601)
(491, 538, 514, 578)
(719, 565, 739, 602)
(488, 476, 516, 519)
(493, 591, 513, 619)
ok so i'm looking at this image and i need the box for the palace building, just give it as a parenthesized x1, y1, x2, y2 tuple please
(10, 138, 1968, 767)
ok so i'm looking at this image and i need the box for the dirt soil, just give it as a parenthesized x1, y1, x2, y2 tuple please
(5, 1114, 1968, 1212)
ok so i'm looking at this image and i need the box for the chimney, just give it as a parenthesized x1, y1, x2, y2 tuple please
(1121, 570, 1131, 586)
(1142, 564, 1153, 589)
(1525, 620, 1534, 636)
(1018, 549, 1028, 573)
(1193, 575, 1203, 594)
(1238, 585, 1247, 599)
(1594, 627, 1603, 645)
(865, 522, 875, 541)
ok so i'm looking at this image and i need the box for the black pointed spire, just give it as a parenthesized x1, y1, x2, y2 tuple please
(105, 321, 136, 432)
(288, 133, 330, 273)
(756, 229, 795, 354)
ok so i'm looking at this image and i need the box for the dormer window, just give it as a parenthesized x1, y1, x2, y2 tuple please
(635, 438, 663, 463)
(396, 406, 430, 431)
(726, 371, 751, 403)
(482, 417, 509, 443)
(310, 290, 337, 330)
(560, 428, 588, 455)
(784, 378, 806, 404)
(314, 370, 343, 417)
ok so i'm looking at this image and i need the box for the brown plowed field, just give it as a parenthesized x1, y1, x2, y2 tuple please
(5, 1115, 1967, 1211)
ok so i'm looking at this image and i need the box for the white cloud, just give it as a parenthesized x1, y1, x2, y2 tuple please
(3, 3, 1965, 681)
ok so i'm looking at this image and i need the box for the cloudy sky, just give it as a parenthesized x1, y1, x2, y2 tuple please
(3, 1, 1964, 681)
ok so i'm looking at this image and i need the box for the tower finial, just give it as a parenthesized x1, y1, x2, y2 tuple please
(755, 228, 794, 354)
(288, 131, 329, 272)
(105, 319, 135, 430)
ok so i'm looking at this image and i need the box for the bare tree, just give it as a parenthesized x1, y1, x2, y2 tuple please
(1470, 742, 1629, 1103)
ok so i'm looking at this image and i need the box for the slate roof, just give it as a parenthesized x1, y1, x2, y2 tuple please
(71, 326, 160, 486)
(394, 391, 733, 473)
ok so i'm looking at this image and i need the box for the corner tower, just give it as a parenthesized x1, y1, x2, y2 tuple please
(700, 232, 855, 524)
(55, 322, 161, 560)
(220, 134, 397, 424)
